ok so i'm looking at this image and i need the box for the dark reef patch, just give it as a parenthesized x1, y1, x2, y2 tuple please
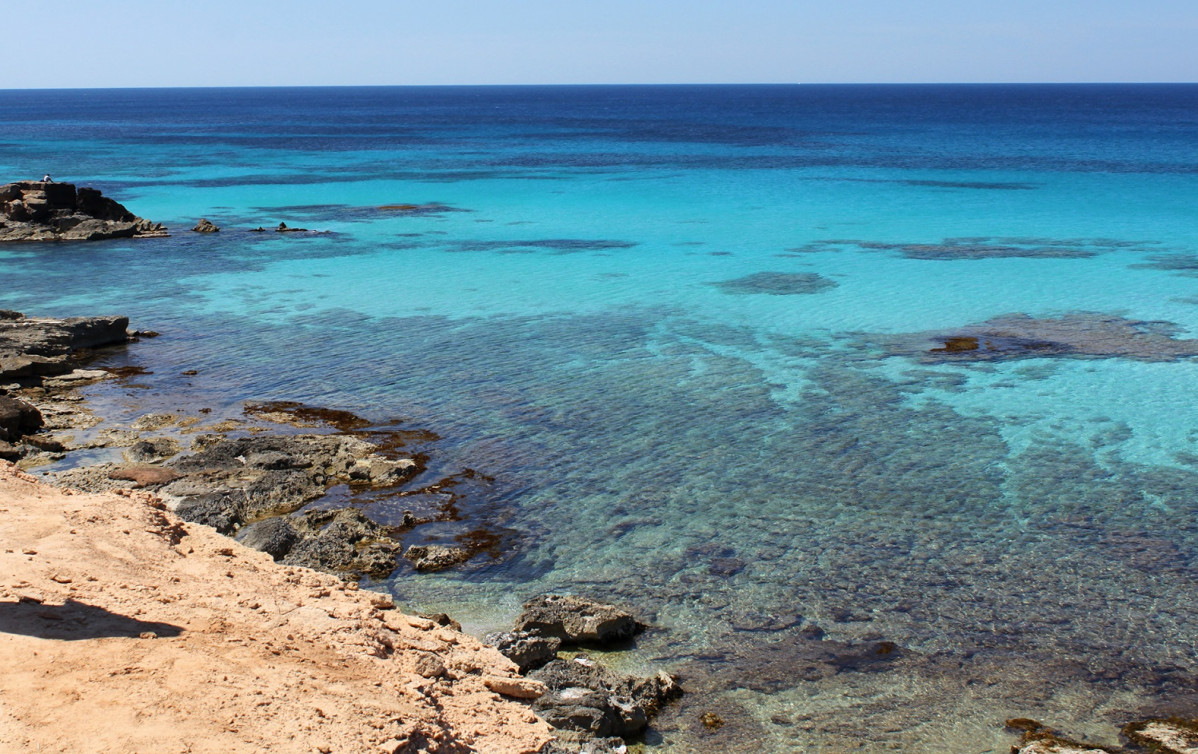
(448, 238, 638, 255)
(709, 271, 838, 295)
(879, 312, 1198, 363)
(1132, 253, 1198, 278)
(787, 236, 1152, 261)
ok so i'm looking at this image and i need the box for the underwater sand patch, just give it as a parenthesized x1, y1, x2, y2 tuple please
(709, 271, 838, 295)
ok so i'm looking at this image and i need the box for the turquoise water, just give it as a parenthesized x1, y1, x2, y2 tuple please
(2, 85, 1197, 751)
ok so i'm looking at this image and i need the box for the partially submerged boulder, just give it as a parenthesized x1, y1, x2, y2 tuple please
(529, 657, 681, 742)
(515, 595, 644, 646)
(0, 181, 166, 241)
(404, 544, 472, 572)
(192, 219, 220, 233)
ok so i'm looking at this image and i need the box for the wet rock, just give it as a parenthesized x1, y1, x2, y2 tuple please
(529, 657, 681, 741)
(403, 544, 471, 572)
(0, 181, 166, 242)
(276, 222, 308, 233)
(1006, 719, 1118, 753)
(1122, 718, 1198, 754)
(283, 508, 400, 579)
(235, 517, 299, 560)
(192, 219, 220, 233)
(125, 437, 181, 463)
(515, 595, 644, 646)
(485, 629, 562, 672)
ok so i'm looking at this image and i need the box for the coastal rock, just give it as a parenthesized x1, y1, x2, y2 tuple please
(0, 181, 167, 242)
(108, 465, 181, 488)
(1123, 718, 1198, 753)
(236, 517, 300, 560)
(283, 508, 400, 579)
(125, 437, 181, 463)
(276, 222, 308, 233)
(0, 395, 44, 442)
(515, 594, 644, 646)
(403, 544, 472, 572)
(0, 312, 129, 383)
(485, 629, 562, 672)
(192, 218, 220, 233)
(529, 657, 681, 741)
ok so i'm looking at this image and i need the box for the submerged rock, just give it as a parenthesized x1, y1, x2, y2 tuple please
(515, 594, 644, 646)
(1006, 720, 1119, 754)
(709, 271, 837, 296)
(0, 181, 166, 241)
(885, 312, 1198, 364)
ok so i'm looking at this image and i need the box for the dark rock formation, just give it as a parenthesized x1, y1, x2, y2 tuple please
(0, 181, 166, 241)
(0, 395, 43, 443)
(485, 630, 562, 672)
(514, 595, 644, 646)
(529, 657, 681, 742)
(0, 312, 129, 382)
(192, 219, 220, 233)
(276, 222, 308, 233)
(163, 431, 421, 580)
(235, 518, 299, 560)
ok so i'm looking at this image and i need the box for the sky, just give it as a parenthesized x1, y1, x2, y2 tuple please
(7, 0, 1197, 88)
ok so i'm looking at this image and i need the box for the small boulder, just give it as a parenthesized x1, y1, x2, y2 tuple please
(529, 658, 681, 740)
(192, 218, 220, 233)
(0, 394, 43, 442)
(485, 629, 562, 672)
(403, 544, 471, 572)
(236, 517, 299, 560)
(515, 594, 643, 646)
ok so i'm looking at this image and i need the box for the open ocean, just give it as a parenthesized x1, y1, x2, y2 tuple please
(2, 84, 1197, 751)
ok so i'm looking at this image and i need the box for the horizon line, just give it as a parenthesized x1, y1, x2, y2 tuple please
(2, 81, 1197, 93)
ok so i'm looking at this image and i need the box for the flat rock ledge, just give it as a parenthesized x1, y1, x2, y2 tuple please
(0, 180, 166, 241)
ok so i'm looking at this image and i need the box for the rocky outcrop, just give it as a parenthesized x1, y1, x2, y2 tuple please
(192, 218, 220, 232)
(0, 311, 130, 382)
(404, 543, 472, 572)
(0, 181, 167, 241)
(485, 630, 562, 672)
(529, 657, 681, 743)
(514, 594, 644, 646)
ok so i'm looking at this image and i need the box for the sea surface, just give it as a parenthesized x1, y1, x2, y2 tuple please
(2, 84, 1197, 752)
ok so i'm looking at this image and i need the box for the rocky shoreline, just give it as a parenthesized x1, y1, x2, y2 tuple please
(5, 309, 1198, 753)
(1, 309, 686, 753)
(0, 181, 166, 241)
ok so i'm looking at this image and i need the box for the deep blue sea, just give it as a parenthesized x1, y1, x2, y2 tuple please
(2, 84, 1197, 752)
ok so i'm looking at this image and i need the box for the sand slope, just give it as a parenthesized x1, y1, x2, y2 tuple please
(0, 462, 552, 753)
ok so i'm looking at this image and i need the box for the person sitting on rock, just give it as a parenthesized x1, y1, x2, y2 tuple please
(41, 174, 52, 182)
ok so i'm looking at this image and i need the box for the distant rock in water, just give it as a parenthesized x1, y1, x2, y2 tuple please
(191, 218, 220, 233)
(0, 181, 167, 242)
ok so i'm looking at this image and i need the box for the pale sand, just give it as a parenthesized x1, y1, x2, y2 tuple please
(0, 461, 553, 753)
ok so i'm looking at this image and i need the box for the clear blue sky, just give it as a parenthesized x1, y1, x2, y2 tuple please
(8, 0, 1196, 88)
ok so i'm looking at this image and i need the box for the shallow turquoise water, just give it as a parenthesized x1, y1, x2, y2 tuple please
(2, 85, 1197, 751)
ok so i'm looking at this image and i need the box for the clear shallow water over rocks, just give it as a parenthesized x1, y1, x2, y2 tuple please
(2, 84, 1197, 751)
